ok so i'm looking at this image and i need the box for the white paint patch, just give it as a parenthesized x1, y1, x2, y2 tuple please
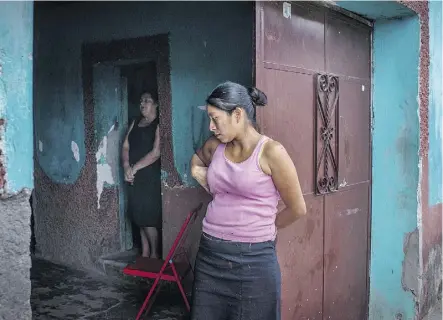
(96, 135, 114, 209)
(71, 141, 79, 162)
(362, 85, 365, 92)
(107, 124, 115, 134)
(283, 2, 291, 19)
(339, 178, 347, 188)
(38, 140, 43, 152)
(339, 208, 360, 217)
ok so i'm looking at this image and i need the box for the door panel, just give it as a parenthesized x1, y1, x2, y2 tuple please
(323, 183, 370, 320)
(263, 2, 325, 71)
(325, 11, 371, 78)
(256, 2, 371, 319)
(93, 65, 129, 249)
(338, 78, 371, 187)
(260, 69, 315, 194)
(277, 194, 324, 320)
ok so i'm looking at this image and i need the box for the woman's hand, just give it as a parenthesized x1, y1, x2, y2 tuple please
(191, 162, 210, 194)
(124, 166, 134, 183)
(129, 127, 161, 173)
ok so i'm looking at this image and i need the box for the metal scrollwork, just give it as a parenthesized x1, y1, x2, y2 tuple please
(315, 74, 339, 195)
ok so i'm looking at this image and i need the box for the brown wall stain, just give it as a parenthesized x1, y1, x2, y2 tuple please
(400, 0, 430, 158)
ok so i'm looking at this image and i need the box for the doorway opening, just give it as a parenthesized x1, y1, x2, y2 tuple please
(120, 61, 162, 256)
(87, 35, 172, 266)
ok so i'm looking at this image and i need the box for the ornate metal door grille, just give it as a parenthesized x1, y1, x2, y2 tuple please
(315, 74, 339, 195)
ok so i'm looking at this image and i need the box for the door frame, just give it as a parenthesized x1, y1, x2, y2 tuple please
(82, 34, 178, 252)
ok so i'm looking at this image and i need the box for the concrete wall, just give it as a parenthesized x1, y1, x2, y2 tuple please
(370, 16, 420, 320)
(421, 1, 443, 318)
(0, 3, 34, 192)
(428, 0, 443, 207)
(0, 2, 33, 319)
(33, 2, 252, 269)
(337, 1, 432, 319)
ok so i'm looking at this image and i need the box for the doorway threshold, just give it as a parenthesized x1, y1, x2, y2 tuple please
(99, 248, 140, 278)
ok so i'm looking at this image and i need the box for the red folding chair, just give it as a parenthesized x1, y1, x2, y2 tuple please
(123, 203, 203, 320)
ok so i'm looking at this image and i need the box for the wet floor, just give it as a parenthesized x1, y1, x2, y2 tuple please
(31, 258, 188, 320)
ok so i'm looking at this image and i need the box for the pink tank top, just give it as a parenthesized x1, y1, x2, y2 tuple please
(202, 136, 280, 243)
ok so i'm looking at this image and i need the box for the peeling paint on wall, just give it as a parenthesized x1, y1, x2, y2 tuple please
(402, 229, 419, 300)
(95, 125, 118, 209)
(421, 244, 442, 318)
(71, 141, 80, 162)
(0, 74, 6, 193)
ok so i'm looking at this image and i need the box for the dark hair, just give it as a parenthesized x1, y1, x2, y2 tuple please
(141, 92, 158, 104)
(206, 81, 267, 122)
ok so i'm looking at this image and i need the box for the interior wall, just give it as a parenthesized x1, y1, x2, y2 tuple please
(34, 1, 252, 186)
(33, 1, 252, 269)
(370, 16, 420, 320)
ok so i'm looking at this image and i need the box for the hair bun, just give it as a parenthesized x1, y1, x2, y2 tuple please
(247, 87, 268, 107)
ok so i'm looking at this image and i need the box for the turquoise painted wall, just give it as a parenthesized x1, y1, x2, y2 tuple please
(429, 0, 443, 206)
(370, 17, 420, 319)
(338, 2, 422, 318)
(34, 2, 253, 186)
(0, 2, 34, 193)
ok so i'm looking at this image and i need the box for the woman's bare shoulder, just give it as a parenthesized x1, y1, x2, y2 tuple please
(262, 137, 285, 156)
(261, 138, 293, 172)
(196, 135, 222, 166)
(204, 135, 222, 153)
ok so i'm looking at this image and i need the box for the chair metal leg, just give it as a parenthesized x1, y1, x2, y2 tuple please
(170, 263, 191, 312)
(135, 276, 162, 320)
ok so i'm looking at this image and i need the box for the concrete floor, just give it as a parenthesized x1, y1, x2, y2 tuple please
(31, 258, 188, 320)
(29, 257, 443, 320)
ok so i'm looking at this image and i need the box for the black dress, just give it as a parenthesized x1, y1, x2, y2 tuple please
(127, 116, 162, 228)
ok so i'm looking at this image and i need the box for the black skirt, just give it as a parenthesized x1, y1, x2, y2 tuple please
(190, 232, 281, 320)
(127, 117, 162, 228)
(126, 162, 162, 228)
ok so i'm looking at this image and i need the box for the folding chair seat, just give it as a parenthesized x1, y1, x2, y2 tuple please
(123, 203, 203, 320)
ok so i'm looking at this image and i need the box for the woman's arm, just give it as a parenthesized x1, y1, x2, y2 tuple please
(122, 120, 135, 182)
(190, 136, 220, 193)
(132, 126, 161, 174)
(261, 140, 307, 229)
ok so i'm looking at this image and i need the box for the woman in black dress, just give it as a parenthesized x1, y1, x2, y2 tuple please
(122, 92, 162, 258)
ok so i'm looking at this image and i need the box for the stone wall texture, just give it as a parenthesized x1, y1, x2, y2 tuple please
(0, 190, 32, 320)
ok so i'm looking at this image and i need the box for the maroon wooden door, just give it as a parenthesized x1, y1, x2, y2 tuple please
(255, 2, 371, 320)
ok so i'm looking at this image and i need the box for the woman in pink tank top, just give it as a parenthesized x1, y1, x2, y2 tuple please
(190, 81, 306, 320)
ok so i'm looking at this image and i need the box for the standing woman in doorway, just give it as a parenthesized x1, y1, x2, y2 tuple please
(122, 92, 162, 259)
(190, 82, 307, 320)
